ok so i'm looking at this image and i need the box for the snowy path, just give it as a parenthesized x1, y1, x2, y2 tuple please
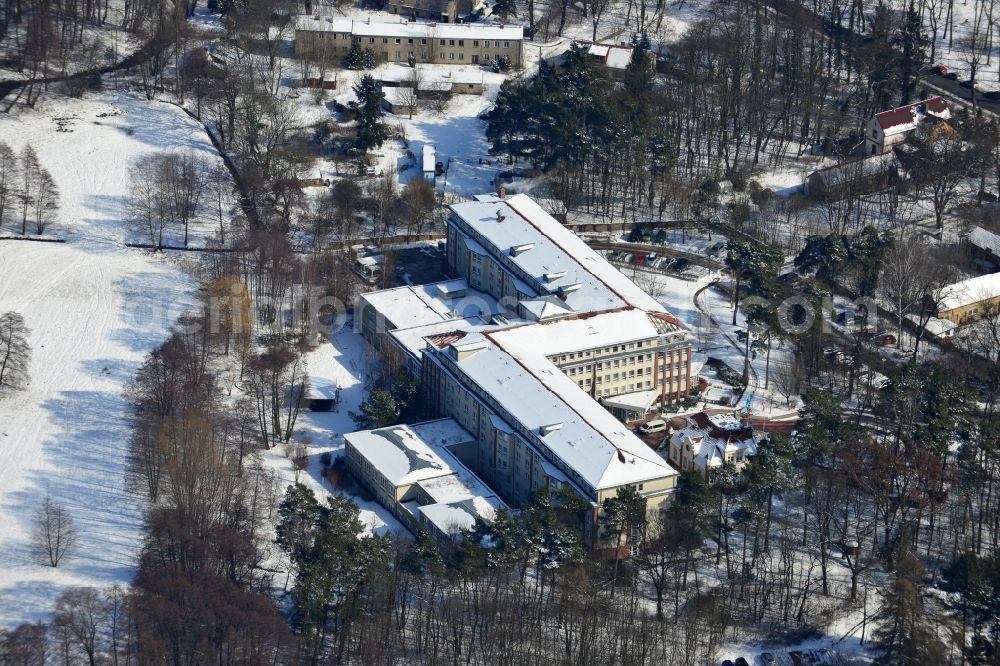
(0, 92, 215, 625)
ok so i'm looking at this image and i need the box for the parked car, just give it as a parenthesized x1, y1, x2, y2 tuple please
(633, 252, 647, 265)
(720, 661, 735, 666)
(760, 654, 777, 666)
(734, 659, 751, 666)
(628, 228, 643, 242)
(929, 64, 948, 76)
(962, 79, 989, 93)
(946, 70, 960, 80)
(874, 333, 896, 346)
(641, 228, 653, 242)
(985, 90, 1000, 101)
(672, 257, 689, 271)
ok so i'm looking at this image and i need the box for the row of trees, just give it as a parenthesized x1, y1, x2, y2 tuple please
(126, 150, 232, 247)
(0, 141, 60, 235)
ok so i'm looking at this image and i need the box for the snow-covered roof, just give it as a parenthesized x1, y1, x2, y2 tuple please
(601, 389, 659, 412)
(345, 419, 476, 487)
(449, 193, 665, 314)
(293, 15, 524, 41)
(381, 87, 413, 109)
(378, 64, 484, 86)
(969, 227, 1000, 258)
(907, 313, 958, 337)
(938, 273, 1000, 313)
(872, 97, 951, 136)
(390, 319, 495, 362)
(488, 308, 686, 357)
(520, 295, 574, 321)
(442, 334, 678, 491)
(304, 344, 346, 402)
(809, 153, 898, 189)
(347, 418, 507, 536)
(359, 279, 500, 331)
(572, 40, 634, 69)
(415, 496, 502, 535)
(422, 144, 435, 173)
(419, 445, 500, 504)
(670, 411, 758, 470)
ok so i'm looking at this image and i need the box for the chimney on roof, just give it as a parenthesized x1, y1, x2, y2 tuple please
(617, 449, 626, 463)
(498, 186, 506, 198)
(496, 209, 506, 223)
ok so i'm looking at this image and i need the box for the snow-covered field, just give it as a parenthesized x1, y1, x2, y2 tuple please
(0, 91, 228, 626)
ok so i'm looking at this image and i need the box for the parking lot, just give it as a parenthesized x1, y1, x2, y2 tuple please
(389, 242, 449, 287)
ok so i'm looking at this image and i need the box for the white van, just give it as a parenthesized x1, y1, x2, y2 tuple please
(639, 419, 667, 434)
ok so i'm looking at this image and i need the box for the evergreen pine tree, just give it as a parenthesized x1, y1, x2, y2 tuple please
(362, 47, 377, 70)
(344, 41, 364, 70)
(349, 74, 389, 153)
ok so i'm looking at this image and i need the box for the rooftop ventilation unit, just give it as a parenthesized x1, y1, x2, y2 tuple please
(510, 243, 534, 256)
(557, 283, 581, 297)
(539, 423, 563, 436)
(543, 270, 567, 282)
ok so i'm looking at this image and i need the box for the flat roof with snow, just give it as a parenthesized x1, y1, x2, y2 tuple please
(441, 334, 677, 491)
(359, 278, 500, 331)
(293, 15, 524, 41)
(449, 193, 665, 314)
(488, 308, 686, 357)
(344, 419, 476, 487)
(423, 144, 436, 173)
(415, 496, 502, 535)
(939, 273, 1000, 313)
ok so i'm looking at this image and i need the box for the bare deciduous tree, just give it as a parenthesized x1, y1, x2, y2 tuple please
(33, 497, 78, 567)
(0, 311, 31, 398)
(53, 587, 109, 666)
(0, 141, 18, 232)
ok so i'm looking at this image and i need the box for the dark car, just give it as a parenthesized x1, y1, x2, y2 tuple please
(734, 659, 751, 666)
(672, 257, 689, 271)
(946, 71, 960, 80)
(760, 654, 777, 666)
(985, 90, 1000, 101)
(721, 661, 735, 666)
(628, 228, 643, 242)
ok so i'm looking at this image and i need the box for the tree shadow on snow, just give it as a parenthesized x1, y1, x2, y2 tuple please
(0, 388, 143, 622)
(109, 271, 194, 354)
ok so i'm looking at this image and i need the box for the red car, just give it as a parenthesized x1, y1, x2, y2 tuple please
(930, 64, 948, 76)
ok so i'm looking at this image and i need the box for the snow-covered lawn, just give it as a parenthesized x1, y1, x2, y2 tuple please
(261, 323, 408, 538)
(0, 91, 231, 626)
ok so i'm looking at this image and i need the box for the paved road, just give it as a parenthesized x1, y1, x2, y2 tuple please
(920, 75, 1000, 117)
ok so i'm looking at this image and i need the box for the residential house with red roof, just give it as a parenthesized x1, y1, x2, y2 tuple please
(864, 96, 951, 155)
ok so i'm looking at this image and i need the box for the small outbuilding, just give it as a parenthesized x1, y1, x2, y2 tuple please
(805, 152, 900, 201)
(423, 144, 436, 183)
